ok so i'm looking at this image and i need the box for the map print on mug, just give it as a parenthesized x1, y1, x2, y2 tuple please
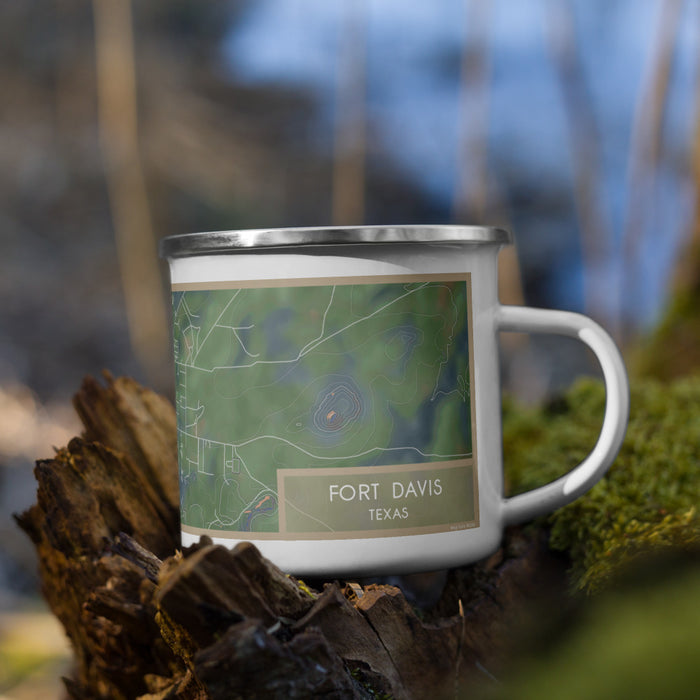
(172, 274, 479, 540)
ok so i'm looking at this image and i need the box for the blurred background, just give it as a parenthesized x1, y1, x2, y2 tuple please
(1, 0, 698, 695)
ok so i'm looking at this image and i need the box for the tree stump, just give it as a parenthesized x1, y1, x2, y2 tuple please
(16, 373, 566, 700)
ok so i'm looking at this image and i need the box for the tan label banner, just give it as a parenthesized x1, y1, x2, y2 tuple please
(278, 459, 478, 539)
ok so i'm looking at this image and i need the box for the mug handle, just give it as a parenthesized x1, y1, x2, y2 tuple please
(497, 305, 629, 525)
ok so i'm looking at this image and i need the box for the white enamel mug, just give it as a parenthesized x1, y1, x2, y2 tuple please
(160, 226, 629, 576)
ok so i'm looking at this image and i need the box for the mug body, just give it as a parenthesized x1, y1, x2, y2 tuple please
(161, 226, 511, 576)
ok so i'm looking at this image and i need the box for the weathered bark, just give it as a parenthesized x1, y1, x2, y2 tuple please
(16, 372, 566, 699)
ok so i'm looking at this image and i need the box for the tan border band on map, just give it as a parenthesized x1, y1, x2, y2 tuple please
(181, 520, 479, 541)
(172, 272, 472, 291)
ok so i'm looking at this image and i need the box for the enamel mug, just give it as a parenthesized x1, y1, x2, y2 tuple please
(160, 226, 629, 576)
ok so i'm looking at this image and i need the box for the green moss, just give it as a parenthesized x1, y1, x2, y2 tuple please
(632, 284, 700, 381)
(503, 376, 700, 593)
(288, 576, 318, 599)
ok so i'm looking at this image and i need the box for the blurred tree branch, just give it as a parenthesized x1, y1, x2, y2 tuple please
(670, 7, 700, 298)
(620, 0, 684, 340)
(93, 0, 169, 386)
(453, 0, 491, 224)
(454, 0, 523, 308)
(332, 0, 367, 225)
(547, 0, 613, 328)
(633, 7, 700, 380)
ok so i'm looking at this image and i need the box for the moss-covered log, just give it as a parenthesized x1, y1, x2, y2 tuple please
(15, 373, 568, 699)
(15, 371, 700, 697)
(503, 376, 700, 592)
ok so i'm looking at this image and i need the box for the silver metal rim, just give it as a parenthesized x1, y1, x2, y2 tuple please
(159, 225, 512, 258)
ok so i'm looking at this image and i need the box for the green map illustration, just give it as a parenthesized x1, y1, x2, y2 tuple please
(172, 277, 473, 534)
